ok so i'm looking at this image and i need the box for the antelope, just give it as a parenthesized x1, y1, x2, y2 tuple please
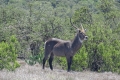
(42, 19, 88, 72)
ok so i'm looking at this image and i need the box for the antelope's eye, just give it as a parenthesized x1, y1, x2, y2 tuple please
(80, 32, 85, 36)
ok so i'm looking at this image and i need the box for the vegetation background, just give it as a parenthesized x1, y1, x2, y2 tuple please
(0, 0, 120, 74)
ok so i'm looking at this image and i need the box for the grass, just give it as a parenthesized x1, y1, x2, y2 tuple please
(0, 59, 120, 80)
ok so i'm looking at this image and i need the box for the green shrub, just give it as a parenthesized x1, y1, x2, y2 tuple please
(0, 35, 20, 71)
(97, 42, 120, 73)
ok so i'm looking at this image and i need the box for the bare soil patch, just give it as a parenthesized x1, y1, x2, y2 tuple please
(0, 60, 120, 80)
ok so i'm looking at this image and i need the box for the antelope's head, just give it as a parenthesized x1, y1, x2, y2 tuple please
(70, 18, 88, 41)
(77, 24, 88, 41)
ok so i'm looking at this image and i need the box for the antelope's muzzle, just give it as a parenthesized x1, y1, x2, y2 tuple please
(85, 36, 88, 40)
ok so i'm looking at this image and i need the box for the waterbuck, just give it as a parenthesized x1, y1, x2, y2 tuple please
(43, 20, 88, 72)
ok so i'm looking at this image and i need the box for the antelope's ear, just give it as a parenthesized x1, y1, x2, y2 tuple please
(79, 29, 82, 33)
(79, 30, 81, 33)
(81, 26, 84, 31)
(80, 24, 85, 33)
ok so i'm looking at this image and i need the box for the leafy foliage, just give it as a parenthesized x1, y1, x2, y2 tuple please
(0, 35, 20, 70)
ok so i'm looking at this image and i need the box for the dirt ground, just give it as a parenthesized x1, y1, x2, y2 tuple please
(0, 60, 120, 80)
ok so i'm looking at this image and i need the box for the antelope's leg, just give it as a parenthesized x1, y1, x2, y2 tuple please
(43, 55, 48, 69)
(67, 56, 73, 72)
(49, 53, 54, 70)
(43, 58, 46, 69)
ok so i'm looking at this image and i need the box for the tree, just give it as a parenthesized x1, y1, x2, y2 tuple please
(99, 0, 120, 26)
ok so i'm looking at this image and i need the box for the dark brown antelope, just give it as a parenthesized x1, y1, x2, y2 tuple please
(43, 19, 88, 72)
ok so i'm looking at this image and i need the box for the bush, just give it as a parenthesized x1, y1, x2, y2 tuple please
(98, 41, 120, 73)
(86, 24, 120, 73)
(0, 35, 20, 71)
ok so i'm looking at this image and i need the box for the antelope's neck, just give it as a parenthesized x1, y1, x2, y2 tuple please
(71, 34, 82, 53)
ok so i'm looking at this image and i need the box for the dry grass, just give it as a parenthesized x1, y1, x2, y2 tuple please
(0, 60, 120, 80)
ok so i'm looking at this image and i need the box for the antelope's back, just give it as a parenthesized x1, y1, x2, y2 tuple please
(44, 38, 64, 53)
